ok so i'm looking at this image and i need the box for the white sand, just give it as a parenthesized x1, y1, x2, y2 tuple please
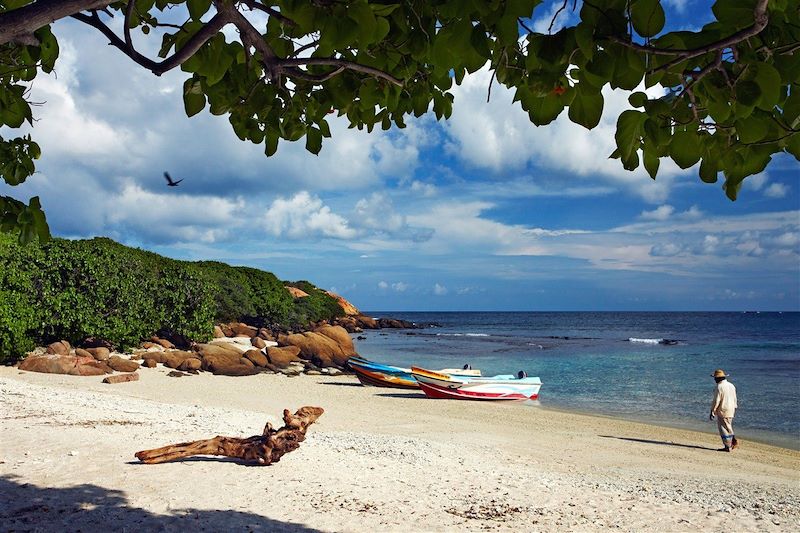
(1, 366, 798, 532)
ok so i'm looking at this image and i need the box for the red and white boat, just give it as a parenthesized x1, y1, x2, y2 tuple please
(411, 367, 542, 401)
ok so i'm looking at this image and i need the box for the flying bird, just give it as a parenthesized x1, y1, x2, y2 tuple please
(163, 172, 183, 187)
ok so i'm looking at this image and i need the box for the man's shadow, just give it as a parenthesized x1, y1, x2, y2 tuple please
(599, 435, 718, 451)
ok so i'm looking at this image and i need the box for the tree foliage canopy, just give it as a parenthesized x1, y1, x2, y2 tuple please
(1, 0, 798, 243)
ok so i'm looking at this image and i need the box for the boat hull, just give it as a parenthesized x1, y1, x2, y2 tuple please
(347, 357, 480, 389)
(411, 367, 542, 401)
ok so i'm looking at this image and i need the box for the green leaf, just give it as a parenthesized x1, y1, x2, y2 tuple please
(628, 92, 648, 108)
(265, 129, 279, 157)
(574, 23, 594, 60)
(305, 127, 322, 155)
(752, 63, 782, 110)
(699, 157, 719, 183)
(735, 80, 761, 107)
(182, 79, 205, 117)
(735, 114, 768, 144)
(786, 133, 800, 160)
(669, 130, 703, 169)
(187, 0, 212, 21)
(631, 0, 666, 38)
(569, 89, 604, 129)
(643, 148, 659, 179)
(615, 110, 645, 164)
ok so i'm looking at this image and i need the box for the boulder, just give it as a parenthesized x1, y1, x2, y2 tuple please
(208, 339, 250, 353)
(220, 324, 234, 337)
(213, 325, 225, 338)
(85, 347, 110, 361)
(162, 350, 197, 369)
(140, 342, 161, 350)
(251, 336, 267, 349)
(103, 373, 139, 384)
(204, 360, 259, 376)
(231, 323, 258, 338)
(150, 337, 175, 349)
(177, 358, 202, 372)
(75, 348, 93, 359)
(195, 343, 246, 359)
(355, 315, 379, 329)
(107, 356, 140, 373)
(19, 354, 111, 376)
(142, 358, 158, 368)
(315, 325, 356, 356)
(257, 328, 274, 341)
(243, 349, 268, 367)
(265, 346, 302, 368)
(280, 325, 355, 368)
(239, 357, 255, 368)
(46, 341, 70, 356)
(167, 371, 189, 378)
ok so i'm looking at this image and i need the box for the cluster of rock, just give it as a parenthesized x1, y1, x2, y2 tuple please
(17, 322, 358, 381)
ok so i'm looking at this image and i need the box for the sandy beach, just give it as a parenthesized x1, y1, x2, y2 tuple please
(1, 365, 798, 532)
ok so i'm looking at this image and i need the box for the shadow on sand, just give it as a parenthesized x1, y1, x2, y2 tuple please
(375, 392, 427, 399)
(0, 475, 321, 532)
(599, 435, 718, 451)
(318, 381, 363, 387)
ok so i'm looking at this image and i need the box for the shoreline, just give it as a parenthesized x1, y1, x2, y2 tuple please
(2, 366, 798, 531)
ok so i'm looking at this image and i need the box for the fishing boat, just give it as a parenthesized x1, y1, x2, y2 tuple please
(411, 366, 542, 401)
(346, 356, 481, 389)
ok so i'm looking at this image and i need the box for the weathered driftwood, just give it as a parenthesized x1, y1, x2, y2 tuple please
(134, 406, 323, 465)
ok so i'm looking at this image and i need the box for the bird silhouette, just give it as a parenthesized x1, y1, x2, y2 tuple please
(163, 172, 183, 187)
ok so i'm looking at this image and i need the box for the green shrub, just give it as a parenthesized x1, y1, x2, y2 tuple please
(0, 236, 345, 364)
(0, 237, 214, 362)
(193, 262, 293, 326)
(284, 280, 345, 327)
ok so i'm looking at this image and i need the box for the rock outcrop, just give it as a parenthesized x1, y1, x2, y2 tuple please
(279, 325, 355, 368)
(19, 354, 111, 376)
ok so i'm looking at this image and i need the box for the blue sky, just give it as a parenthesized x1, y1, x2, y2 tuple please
(1, 1, 798, 311)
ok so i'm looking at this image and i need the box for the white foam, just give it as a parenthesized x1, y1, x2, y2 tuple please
(628, 338, 663, 344)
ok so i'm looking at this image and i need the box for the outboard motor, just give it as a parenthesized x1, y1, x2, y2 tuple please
(517, 370, 527, 379)
(463, 364, 472, 370)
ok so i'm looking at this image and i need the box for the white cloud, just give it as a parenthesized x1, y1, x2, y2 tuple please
(444, 66, 680, 203)
(765, 183, 789, 198)
(744, 172, 769, 191)
(640, 205, 675, 221)
(664, 0, 691, 13)
(530, 1, 579, 34)
(410, 180, 438, 197)
(262, 192, 356, 240)
(391, 282, 409, 292)
(433, 283, 448, 296)
(377, 281, 388, 290)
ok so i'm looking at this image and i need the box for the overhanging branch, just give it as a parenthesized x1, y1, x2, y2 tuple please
(0, 0, 115, 45)
(71, 10, 229, 76)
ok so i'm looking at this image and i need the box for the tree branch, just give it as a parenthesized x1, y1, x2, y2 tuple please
(242, 0, 296, 27)
(609, 0, 771, 74)
(71, 10, 229, 76)
(0, 0, 115, 46)
(280, 58, 403, 86)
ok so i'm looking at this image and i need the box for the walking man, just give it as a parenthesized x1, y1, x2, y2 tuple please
(709, 369, 739, 452)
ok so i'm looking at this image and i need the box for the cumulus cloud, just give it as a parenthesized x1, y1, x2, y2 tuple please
(377, 281, 409, 292)
(443, 66, 681, 203)
(262, 192, 356, 240)
(433, 283, 448, 296)
(765, 183, 789, 198)
(640, 205, 675, 221)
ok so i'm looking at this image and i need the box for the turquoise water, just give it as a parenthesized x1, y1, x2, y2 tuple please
(355, 312, 800, 450)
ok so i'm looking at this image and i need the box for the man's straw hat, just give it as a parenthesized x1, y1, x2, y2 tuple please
(711, 369, 729, 378)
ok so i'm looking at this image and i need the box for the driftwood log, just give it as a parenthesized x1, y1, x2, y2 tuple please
(134, 406, 323, 465)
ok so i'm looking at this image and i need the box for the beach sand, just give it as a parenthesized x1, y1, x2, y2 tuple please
(1, 365, 798, 532)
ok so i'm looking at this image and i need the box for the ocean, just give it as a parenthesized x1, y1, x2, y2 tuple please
(355, 312, 800, 450)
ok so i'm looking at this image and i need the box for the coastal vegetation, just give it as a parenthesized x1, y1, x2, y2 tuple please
(0, 233, 344, 363)
(2, 1, 798, 243)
